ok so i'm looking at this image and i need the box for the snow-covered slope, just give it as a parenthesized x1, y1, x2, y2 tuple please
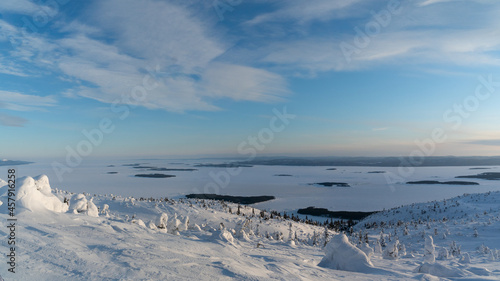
(0, 176, 499, 280)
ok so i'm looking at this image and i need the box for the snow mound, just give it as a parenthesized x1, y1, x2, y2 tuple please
(414, 262, 468, 278)
(15, 176, 69, 213)
(318, 234, 374, 272)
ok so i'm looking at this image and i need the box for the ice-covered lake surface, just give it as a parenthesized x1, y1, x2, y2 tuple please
(14, 158, 500, 213)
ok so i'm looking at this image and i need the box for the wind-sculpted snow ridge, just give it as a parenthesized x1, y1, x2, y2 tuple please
(0, 175, 499, 280)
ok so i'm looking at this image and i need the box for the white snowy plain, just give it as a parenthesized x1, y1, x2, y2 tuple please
(0, 174, 499, 280)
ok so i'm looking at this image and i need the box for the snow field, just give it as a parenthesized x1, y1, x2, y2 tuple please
(0, 175, 499, 280)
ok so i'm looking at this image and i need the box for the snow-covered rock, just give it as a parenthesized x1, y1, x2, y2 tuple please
(318, 234, 374, 272)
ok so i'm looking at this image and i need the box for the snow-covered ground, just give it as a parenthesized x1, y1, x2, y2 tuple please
(0, 175, 499, 280)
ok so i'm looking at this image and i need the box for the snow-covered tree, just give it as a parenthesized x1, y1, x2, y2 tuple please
(323, 226, 330, 247)
(156, 213, 169, 232)
(374, 239, 383, 254)
(235, 220, 251, 241)
(424, 235, 435, 263)
(403, 225, 409, 236)
(460, 252, 471, 264)
(450, 241, 461, 257)
(101, 204, 110, 217)
(489, 250, 496, 261)
(181, 216, 190, 231)
(86, 198, 99, 217)
(437, 247, 449, 260)
(379, 232, 386, 248)
(288, 223, 295, 246)
(398, 243, 407, 257)
(318, 234, 374, 272)
(383, 240, 399, 260)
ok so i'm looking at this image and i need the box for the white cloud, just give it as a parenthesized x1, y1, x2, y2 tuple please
(0, 0, 48, 14)
(0, 113, 28, 127)
(237, 1, 500, 74)
(0, 91, 57, 111)
(0, 57, 29, 77)
(246, 0, 366, 25)
(42, 0, 289, 112)
(203, 62, 288, 102)
(90, 0, 225, 72)
(418, 0, 454, 6)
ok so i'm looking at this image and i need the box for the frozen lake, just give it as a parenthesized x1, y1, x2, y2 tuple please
(8, 158, 500, 213)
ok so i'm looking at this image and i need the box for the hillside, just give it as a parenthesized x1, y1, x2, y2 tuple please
(0, 175, 499, 280)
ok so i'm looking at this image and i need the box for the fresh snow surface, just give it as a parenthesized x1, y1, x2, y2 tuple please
(0, 175, 499, 280)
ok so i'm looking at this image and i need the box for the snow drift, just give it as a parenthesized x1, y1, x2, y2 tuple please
(414, 262, 468, 278)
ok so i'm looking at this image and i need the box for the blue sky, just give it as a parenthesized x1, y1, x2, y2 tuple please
(1, 0, 500, 160)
